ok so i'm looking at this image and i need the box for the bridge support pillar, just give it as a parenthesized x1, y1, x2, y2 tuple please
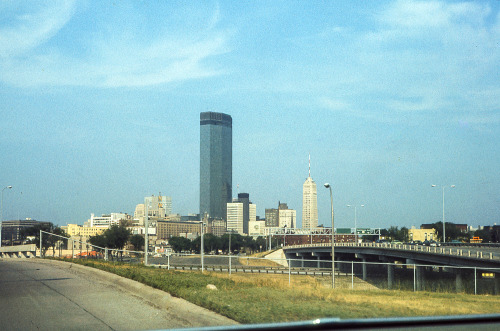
(494, 274, 500, 295)
(337, 261, 349, 274)
(416, 266, 425, 291)
(387, 264, 395, 289)
(362, 258, 367, 281)
(456, 272, 464, 293)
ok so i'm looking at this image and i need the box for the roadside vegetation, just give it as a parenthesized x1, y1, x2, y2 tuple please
(62, 259, 500, 324)
(169, 233, 269, 254)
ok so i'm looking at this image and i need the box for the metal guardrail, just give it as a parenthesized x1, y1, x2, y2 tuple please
(153, 264, 336, 276)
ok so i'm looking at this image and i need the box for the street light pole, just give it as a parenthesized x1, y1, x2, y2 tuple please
(200, 221, 204, 273)
(324, 183, 335, 289)
(1, 186, 13, 248)
(347, 204, 364, 244)
(432, 185, 455, 243)
(228, 229, 233, 275)
(144, 202, 149, 266)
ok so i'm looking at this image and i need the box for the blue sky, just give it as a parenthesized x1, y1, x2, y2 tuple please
(1, 0, 499, 230)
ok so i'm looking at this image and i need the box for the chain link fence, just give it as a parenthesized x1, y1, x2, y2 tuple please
(37, 231, 500, 295)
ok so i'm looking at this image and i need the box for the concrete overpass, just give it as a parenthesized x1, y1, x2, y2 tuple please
(283, 243, 500, 293)
(283, 242, 500, 269)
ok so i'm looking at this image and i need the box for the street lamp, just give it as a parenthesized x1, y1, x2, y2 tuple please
(347, 204, 364, 244)
(1, 186, 13, 248)
(431, 184, 455, 243)
(200, 221, 204, 272)
(144, 201, 150, 266)
(228, 229, 234, 275)
(324, 183, 335, 289)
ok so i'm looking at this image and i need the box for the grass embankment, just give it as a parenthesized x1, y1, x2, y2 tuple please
(63, 259, 500, 324)
(237, 251, 282, 267)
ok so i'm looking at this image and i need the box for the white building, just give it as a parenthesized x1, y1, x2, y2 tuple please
(88, 213, 128, 228)
(249, 220, 266, 237)
(227, 198, 256, 235)
(302, 157, 318, 229)
(134, 204, 145, 220)
(135, 194, 172, 224)
(279, 208, 296, 228)
(144, 194, 172, 218)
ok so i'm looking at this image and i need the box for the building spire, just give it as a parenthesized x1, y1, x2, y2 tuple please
(308, 153, 311, 178)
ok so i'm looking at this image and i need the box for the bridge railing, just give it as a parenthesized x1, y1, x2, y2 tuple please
(283, 243, 500, 261)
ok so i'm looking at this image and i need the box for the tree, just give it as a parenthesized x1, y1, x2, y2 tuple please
(88, 233, 108, 248)
(474, 228, 492, 243)
(431, 222, 461, 242)
(104, 224, 130, 250)
(120, 218, 134, 227)
(383, 226, 409, 242)
(87, 224, 131, 260)
(380, 229, 389, 238)
(399, 227, 409, 242)
(129, 234, 144, 251)
(242, 235, 256, 253)
(203, 233, 221, 253)
(492, 227, 500, 243)
(20, 222, 54, 257)
(255, 236, 267, 252)
(48, 227, 68, 257)
(169, 236, 191, 253)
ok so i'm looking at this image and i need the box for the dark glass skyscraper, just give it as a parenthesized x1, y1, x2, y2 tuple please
(200, 112, 232, 221)
(238, 193, 250, 234)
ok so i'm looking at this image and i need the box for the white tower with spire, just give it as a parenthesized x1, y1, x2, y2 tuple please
(302, 154, 318, 229)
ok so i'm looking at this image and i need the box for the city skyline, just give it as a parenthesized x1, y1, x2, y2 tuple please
(1, 1, 499, 229)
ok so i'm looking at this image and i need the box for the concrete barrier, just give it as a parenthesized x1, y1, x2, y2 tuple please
(0, 244, 36, 258)
(265, 249, 288, 267)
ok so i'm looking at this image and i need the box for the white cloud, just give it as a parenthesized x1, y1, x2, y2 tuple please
(378, 0, 490, 28)
(0, 1, 76, 58)
(333, 1, 500, 125)
(0, 2, 231, 88)
(319, 97, 350, 111)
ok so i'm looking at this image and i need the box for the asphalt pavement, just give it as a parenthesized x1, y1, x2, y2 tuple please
(0, 258, 236, 330)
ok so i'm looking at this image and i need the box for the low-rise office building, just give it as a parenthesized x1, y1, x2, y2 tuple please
(156, 220, 202, 240)
(1, 219, 51, 245)
(409, 228, 437, 242)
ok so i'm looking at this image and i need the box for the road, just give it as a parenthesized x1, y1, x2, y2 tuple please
(0, 259, 236, 330)
(149, 254, 243, 266)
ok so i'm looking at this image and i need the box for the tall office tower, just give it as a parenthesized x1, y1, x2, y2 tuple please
(302, 155, 318, 229)
(200, 112, 232, 221)
(238, 193, 250, 234)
